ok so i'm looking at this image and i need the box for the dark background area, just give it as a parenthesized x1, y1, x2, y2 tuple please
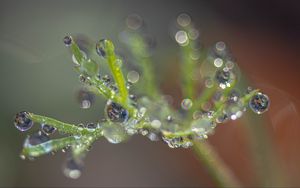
(0, 0, 299, 187)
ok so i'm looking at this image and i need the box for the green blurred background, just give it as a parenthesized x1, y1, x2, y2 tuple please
(1, 0, 300, 187)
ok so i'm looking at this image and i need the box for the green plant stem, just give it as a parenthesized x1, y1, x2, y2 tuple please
(193, 141, 241, 187)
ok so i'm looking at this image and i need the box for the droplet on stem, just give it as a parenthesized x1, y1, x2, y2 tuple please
(249, 92, 270, 114)
(14, 111, 33, 132)
(96, 39, 107, 58)
(41, 124, 56, 136)
(105, 100, 129, 123)
(63, 36, 72, 46)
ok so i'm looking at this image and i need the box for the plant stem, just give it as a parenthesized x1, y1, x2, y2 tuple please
(193, 141, 241, 187)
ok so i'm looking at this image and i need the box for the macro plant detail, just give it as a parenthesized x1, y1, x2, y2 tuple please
(14, 14, 270, 181)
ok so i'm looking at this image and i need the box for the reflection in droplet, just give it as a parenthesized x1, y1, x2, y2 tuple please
(63, 36, 72, 46)
(77, 89, 95, 109)
(41, 124, 56, 136)
(249, 92, 270, 114)
(214, 58, 223, 68)
(105, 100, 129, 123)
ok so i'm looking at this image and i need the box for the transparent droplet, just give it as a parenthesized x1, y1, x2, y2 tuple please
(102, 75, 111, 86)
(147, 132, 160, 141)
(140, 129, 149, 136)
(177, 13, 191, 27)
(86, 123, 97, 130)
(150, 119, 162, 129)
(77, 89, 95, 109)
(216, 111, 229, 124)
(181, 98, 193, 110)
(249, 92, 270, 114)
(166, 115, 173, 122)
(188, 28, 199, 40)
(126, 14, 143, 30)
(103, 124, 128, 144)
(41, 124, 56, 136)
(105, 100, 129, 123)
(127, 70, 140, 84)
(63, 36, 72, 46)
(63, 158, 83, 179)
(96, 39, 107, 58)
(205, 78, 214, 88)
(215, 41, 226, 52)
(175, 30, 189, 46)
(226, 101, 246, 120)
(72, 50, 87, 66)
(14, 111, 33, 132)
(215, 69, 235, 89)
(213, 58, 223, 68)
(191, 118, 216, 137)
(24, 132, 49, 146)
(228, 90, 240, 103)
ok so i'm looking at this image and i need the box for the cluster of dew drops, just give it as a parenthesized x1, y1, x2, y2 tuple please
(14, 13, 270, 179)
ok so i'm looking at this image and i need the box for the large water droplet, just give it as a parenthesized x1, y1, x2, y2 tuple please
(191, 118, 216, 137)
(96, 39, 107, 58)
(14, 111, 33, 132)
(24, 132, 50, 146)
(249, 92, 270, 114)
(103, 124, 128, 144)
(41, 124, 56, 136)
(63, 158, 83, 179)
(105, 100, 129, 123)
(181, 98, 193, 110)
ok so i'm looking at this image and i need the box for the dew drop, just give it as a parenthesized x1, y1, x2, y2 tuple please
(166, 115, 173, 122)
(19, 154, 26, 160)
(147, 132, 160, 141)
(86, 122, 97, 131)
(181, 98, 193, 110)
(63, 36, 72, 46)
(72, 50, 87, 66)
(213, 58, 223, 68)
(191, 118, 216, 137)
(226, 101, 246, 120)
(105, 100, 129, 123)
(215, 41, 226, 52)
(175, 30, 189, 46)
(127, 70, 140, 84)
(77, 89, 95, 109)
(14, 111, 33, 132)
(103, 124, 127, 144)
(151, 119, 162, 129)
(249, 92, 270, 114)
(215, 69, 235, 89)
(96, 39, 107, 58)
(177, 13, 191, 27)
(126, 14, 143, 30)
(188, 28, 199, 40)
(24, 132, 49, 146)
(63, 158, 83, 179)
(162, 136, 183, 148)
(41, 124, 56, 136)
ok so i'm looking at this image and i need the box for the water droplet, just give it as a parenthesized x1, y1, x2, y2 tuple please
(191, 118, 216, 137)
(24, 132, 49, 146)
(140, 129, 149, 136)
(181, 98, 193, 110)
(63, 36, 72, 46)
(41, 124, 56, 136)
(162, 136, 183, 148)
(77, 89, 95, 109)
(86, 123, 97, 131)
(177, 13, 191, 27)
(63, 158, 83, 179)
(166, 115, 173, 122)
(151, 119, 161, 129)
(71, 50, 87, 66)
(96, 39, 107, 58)
(215, 41, 226, 52)
(175, 30, 189, 46)
(226, 101, 246, 120)
(126, 14, 143, 30)
(216, 111, 229, 123)
(215, 69, 235, 89)
(213, 58, 223, 68)
(103, 124, 128, 144)
(249, 92, 270, 114)
(14, 111, 33, 132)
(204, 77, 214, 88)
(105, 100, 129, 123)
(188, 28, 199, 40)
(228, 90, 240, 103)
(147, 132, 160, 141)
(102, 75, 111, 86)
(127, 70, 140, 84)
(19, 154, 26, 160)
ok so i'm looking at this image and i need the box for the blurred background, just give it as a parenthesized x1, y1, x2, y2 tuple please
(0, 0, 300, 187)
